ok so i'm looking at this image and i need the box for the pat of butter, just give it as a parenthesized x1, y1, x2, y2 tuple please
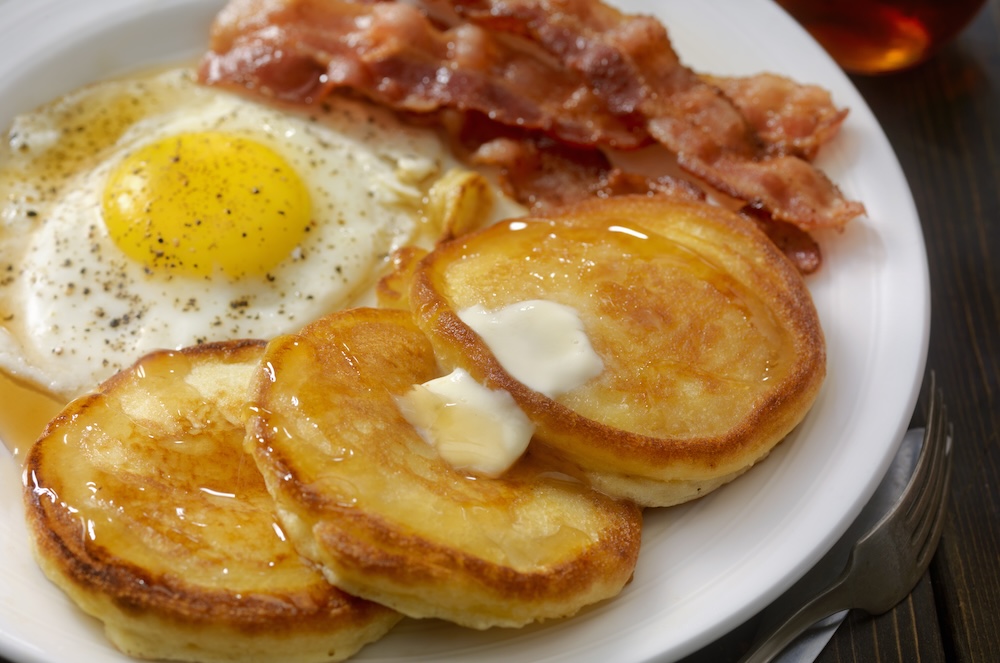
(458, 300, 603, 398)
(397, 368, 534, 477)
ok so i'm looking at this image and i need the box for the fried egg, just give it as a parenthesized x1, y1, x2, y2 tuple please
(0, 67, 455, 398)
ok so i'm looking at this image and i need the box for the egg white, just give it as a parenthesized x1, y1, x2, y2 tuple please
(0, 67, 455, 398)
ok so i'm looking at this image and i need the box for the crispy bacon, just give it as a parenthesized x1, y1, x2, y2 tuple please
(705, 73, 849, 161)
(454, 112, 703, 211)
(467, 131, 823, 273)
(476, 138, 706, 211)
(200, 0, 864, 234)
(455, 114, 820, 272)
(200, 0, 646, 148)
(448, 0, 863, 230)
(739, 206, 822, 275)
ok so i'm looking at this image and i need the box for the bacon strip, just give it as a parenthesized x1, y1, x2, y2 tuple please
(739, 206, 823, 275)
(469, 132, 705, 212)
(469, 135, 823, 274)
(705, 73, 849, 161)
(448, 0, 863, 230)
(455, 114, 821, 273)
(200, 0, 646, 149)
(200, 0, 864, 232)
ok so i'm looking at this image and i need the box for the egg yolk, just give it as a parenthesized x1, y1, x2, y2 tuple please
(102, 131, 311, 279)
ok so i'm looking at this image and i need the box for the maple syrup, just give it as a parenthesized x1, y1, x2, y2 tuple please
(776, 0, 987, 74)
(0, 371, 63, 462)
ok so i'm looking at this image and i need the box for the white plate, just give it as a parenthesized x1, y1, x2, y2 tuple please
(0, 1, 929, 662)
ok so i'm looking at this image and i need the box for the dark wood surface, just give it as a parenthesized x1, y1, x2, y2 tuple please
(1, 3, 996, 663)
(831, 4, 1000, 661)
(685, 2, 1000, 661)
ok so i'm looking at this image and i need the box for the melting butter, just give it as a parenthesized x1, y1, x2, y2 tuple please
(458, 300, 603, 398)
(397, 368, 534, 477)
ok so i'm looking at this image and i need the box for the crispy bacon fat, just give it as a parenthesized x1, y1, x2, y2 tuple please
(200, 0, 859, 267)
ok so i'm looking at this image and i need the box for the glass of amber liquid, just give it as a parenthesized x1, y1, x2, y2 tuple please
(775, 0, 987, 74)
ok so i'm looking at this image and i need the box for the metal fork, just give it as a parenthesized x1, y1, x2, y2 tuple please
(738, 374, 953, 663)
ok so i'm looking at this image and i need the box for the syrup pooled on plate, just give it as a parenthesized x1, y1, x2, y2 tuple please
(0, 372, 63, 461)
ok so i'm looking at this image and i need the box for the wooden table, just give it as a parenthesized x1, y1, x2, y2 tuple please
(685, 2, 1000, 661)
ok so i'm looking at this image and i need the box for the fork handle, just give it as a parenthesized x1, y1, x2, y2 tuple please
(737, 574, 853, 663)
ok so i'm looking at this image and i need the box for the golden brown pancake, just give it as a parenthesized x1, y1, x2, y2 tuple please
(376, 246, 429, 310)
(245, 308, 642, 629)
(23, 340, 400, 663)
(410, 195, 826, 506)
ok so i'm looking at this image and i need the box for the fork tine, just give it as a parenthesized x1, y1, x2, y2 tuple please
(903, 384, 944, 529)
(905, 390, 943, 525)
(907, 385, 952, 566)
(915, 415, 953, 567)
(899, 376, 943, 530)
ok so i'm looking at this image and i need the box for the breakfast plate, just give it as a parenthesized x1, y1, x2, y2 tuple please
(0, 1, 929, 662)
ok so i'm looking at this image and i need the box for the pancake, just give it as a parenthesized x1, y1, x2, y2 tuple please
(245, 307, 642, 629)
(376, 246, 429, 310)
(409, 194, 826, 506)
(23, 340, 400, 663)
